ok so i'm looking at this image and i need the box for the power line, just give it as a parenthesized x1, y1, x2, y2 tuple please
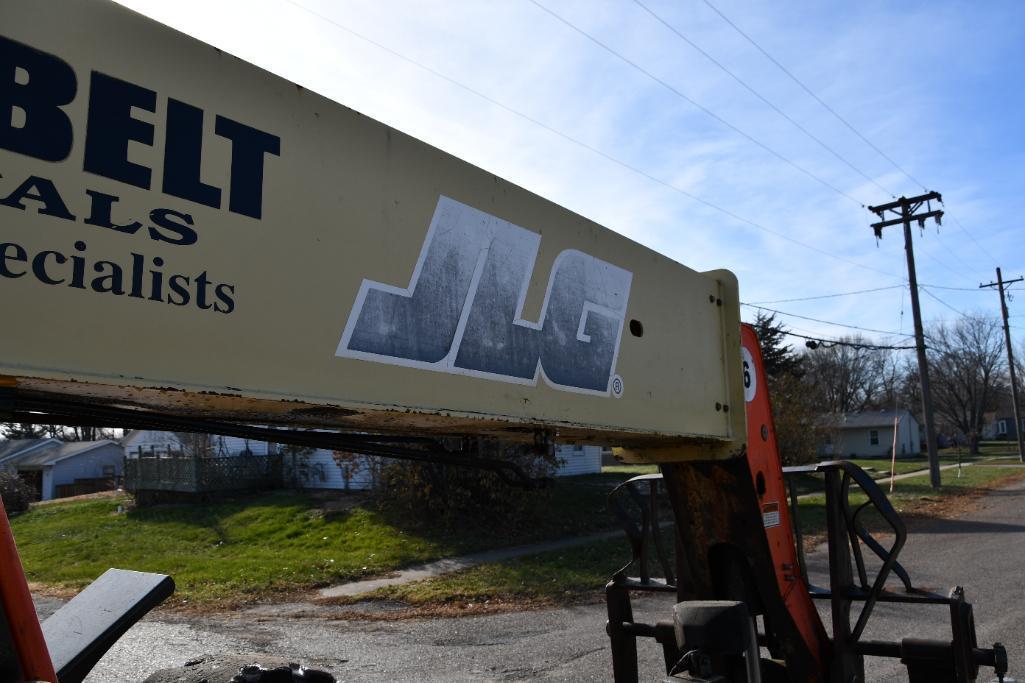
(919, 285, 967, 317)
(946, 214, 1001, 266)
(632, 0, 894, 199)
(527, 0, 869, 207)
(787, 331, 917, 351)
(699, 0, 999, 271)
(284, 0, 901, 280)
(758, 326, 917, 351)
(919, 249, 969, 280)
(746, 284, 904, 305)
(917, 283, 989, 292)
(699, 0, 928, 193)
(741, 303, 913, 337)
(922, 222, 982, 275)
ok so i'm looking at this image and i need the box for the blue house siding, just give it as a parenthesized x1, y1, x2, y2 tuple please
(43, 443, 125, 500)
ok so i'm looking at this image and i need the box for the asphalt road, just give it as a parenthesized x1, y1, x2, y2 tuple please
(34, 477, 1025, 682)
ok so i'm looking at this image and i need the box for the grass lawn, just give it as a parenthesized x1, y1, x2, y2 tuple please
(17, 462, 1022, 611)
(602, 464, 659, 476)
(11, 473, 627, 607)
(373, 535, 630, 608)
(368, 465, 1025, 609)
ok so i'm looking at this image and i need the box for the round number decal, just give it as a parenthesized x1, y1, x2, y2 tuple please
(742, 347, 757, 403)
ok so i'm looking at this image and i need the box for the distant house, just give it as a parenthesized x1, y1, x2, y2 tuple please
(982, 415, 1025, 442)
(0, 439, 125, 501)
(121, 430, 600, 492)
(274, 443, 601, 490)
(122, 430, 275, 458)
(557, 444, 603, 475)
(818, 410, 920, 458)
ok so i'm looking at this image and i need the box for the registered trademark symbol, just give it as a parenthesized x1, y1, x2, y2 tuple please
(611, 375, 624, 398)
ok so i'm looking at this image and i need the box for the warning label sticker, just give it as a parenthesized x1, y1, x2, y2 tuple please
(762, 501, 781, 528)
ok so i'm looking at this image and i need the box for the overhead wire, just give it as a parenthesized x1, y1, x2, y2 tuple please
(924, 225, 981, 275)
(699, 0, 928, 192)
(701, 0, 1000, 271)
(918, 286, 968, 317)
(284, 0, 902, 279)
(918, 249, 976, 284)
(741, 303, 913, 337)
(526, 0, 869, 207)
(746, 284, 904, 305)
(946, 215, 1001, 265)
(783, 330, 917, 351)
(632, 0, 895, 199)
(918, 283, 989, 292)
(633, 0, 993, 285)
(758, 326, 917, 351)
(538, 0, 991, 317)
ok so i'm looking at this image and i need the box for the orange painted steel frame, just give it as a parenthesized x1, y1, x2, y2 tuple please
(0, 499, 57, 682)
(740, 324, 830, 671)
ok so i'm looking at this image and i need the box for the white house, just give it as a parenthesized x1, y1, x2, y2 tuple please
(556, 444, 603, 476)
(122, 430, 274, 458)
(120, 431, 601, 491)
(281, 443, 601, 490)
(818, 410, 921, 458)
(0, 439, 125, 501)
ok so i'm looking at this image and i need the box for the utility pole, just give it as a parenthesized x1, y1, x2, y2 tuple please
(868, 192, 943, 488)
(981, 268, 1025, 463)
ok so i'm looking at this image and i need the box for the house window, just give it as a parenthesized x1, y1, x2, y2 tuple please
(102, 465, 115, 477)
(998, 420, 1008, 436)
(869, 430, 879, 446)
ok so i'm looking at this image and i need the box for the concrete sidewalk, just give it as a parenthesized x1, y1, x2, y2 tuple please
(317, 529, 623, 599)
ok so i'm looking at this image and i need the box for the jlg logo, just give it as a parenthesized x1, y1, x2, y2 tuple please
(336, 197, 632, 397)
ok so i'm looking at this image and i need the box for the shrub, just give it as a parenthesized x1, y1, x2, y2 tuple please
(378, 439, 558, 531)
(0, 470, 34, 514)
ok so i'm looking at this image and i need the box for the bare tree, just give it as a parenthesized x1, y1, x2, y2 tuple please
(803, 336, 892, 414)
(1, 423, 118, 441)
(172, 432, 216, 458)
(927, 315, 1007, 454)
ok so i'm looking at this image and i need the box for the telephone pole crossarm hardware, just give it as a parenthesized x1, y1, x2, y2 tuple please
(981, 268, 1025, 463)
(867, 192, 944, 488)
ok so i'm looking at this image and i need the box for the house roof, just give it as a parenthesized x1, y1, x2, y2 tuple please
(121, 430, 183, 449)
(0, 438, 60, 465)
(3, 440, 119, 468)
(820, 410, 916, 430)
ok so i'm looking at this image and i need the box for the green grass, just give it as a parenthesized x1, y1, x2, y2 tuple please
(884, 464, 1022, 507)
(792, 465, 1024, 541)
(370, 465, 1025, 607)
(602, 464, 659, 476)
(16, 464, 1020, 609)
(375, 535, 630, 606)
(11, 474, 627, 606)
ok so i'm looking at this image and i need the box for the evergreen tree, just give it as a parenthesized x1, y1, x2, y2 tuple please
(751, 312, 803, 378)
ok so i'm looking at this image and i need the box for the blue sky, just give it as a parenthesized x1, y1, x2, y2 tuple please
(117, 0, 1025, 352)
